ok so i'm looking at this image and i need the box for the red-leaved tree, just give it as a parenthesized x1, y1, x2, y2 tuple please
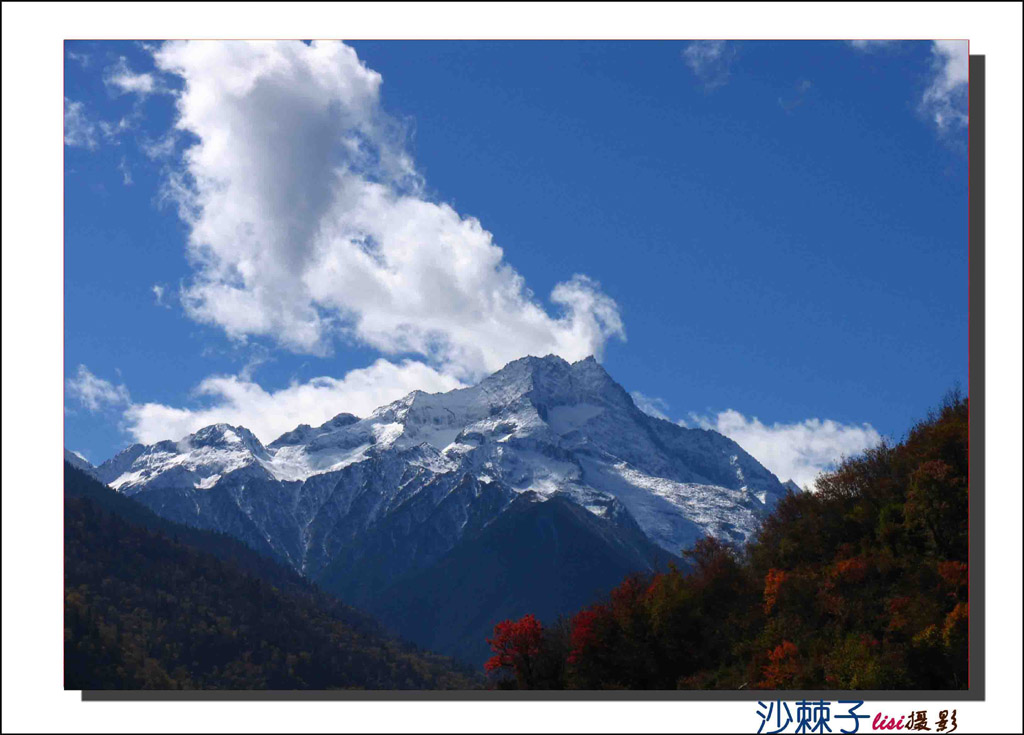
(484, 614, 544, 687)
(567, 606, 604, 665)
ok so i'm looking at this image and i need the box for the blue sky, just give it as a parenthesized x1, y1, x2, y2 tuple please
(64, 40, 968, 486)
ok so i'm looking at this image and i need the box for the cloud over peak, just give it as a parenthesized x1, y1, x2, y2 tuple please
(691, 409, 883, 489)
(627, 389, 882, 488)
(151, 40, 624, 381)
(123, 358, 464, 445)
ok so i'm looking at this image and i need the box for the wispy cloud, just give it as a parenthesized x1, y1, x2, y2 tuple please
(846, 40, 900, 52)
(631, 391, 672, 422)
(140, 133, 177, 160)
(689, 409, 882, 489)
(98, 115, 135, 141)
(64, 97, 141, 151)
(921, 40, 968, 133)
(847, 39, 968, 135)
(66, 49, 91, 68)
(682, 41, 736, 91)
(71, 56, 170, 152)
(66, 365, 131, 412)
(104, 56, 162, 97)
(118, 157, 133, 185)
(64, 98, 98, 150)
(152, 284, 171, 307)
(778, 79, 813, 113)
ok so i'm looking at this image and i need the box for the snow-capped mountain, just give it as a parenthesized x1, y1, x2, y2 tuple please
(64, 449, 99, 479)
(83, 355, 792, 663)
(93, 355, 786, 562)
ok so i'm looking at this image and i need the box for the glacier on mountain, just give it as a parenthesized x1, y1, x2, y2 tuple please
(88, 355, 790, 577)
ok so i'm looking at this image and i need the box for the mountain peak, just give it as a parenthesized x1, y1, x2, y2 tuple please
(64, 448, 98, 478)
(95, 353, 787, 558)
(476, 354, 616, 403)
(782, 479, 804, 494)
(186, 423, 264, 452)
(487, 353, 570, 377)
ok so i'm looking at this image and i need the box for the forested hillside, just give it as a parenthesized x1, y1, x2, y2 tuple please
(483, 393, 970, 690)
(64, 465, 475, 690)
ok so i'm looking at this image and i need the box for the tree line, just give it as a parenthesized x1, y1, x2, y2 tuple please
(483, 392, 969, 690)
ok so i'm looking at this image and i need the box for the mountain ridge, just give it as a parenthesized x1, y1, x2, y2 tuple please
(64, 462, 474, 688)
(89, 355, 790, 564)
(76, 354, 793, 663)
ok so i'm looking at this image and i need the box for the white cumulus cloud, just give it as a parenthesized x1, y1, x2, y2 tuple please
(149, 40, 624, 382)
(66, 365, 131, 412)
(689, 409, 882, 489)
(123, 358, 464, 445)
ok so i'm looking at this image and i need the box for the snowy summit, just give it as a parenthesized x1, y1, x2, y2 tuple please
(85, 355, 790, 574)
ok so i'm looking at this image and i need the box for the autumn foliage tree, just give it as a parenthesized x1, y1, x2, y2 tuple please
(483, 391, 970, 690)
(484, 615, 544, 688)
(759, 640, 800, 689)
